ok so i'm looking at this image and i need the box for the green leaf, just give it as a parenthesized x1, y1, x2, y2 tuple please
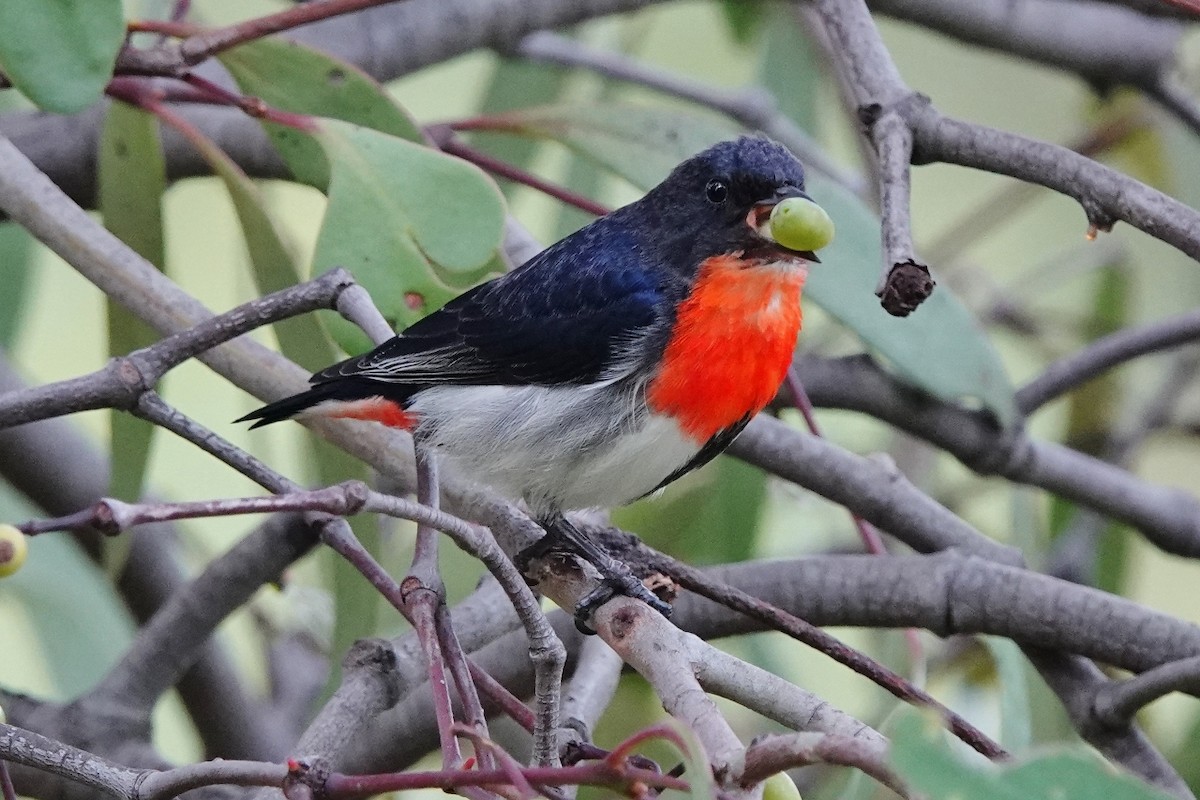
(661, 720, 719, 800)
(981, 636, 1033, 752)
(890, 710, 1174, 800)
(0, 223, 33, 348)
(316, 440, 381, 701)
(99, 102, 165, 506)
(477, 103, 1017, 425)
(220, 38, 423, 189)
(179, 119, 336, 372)
(473, 54, 598, 239)
(1004, 756, 1178, 800)
(806, 173, 1017, 427)
(310, 119, 506, 352)
(0, 533, 134, 698)
(0, 0, 125, 114)
(1172, 710, 1200, 793)
(758, 6, 821, 136)
(480, 103, 729, 185)
(614, 455, 767, 566)
(472, 57, 571, 180)
(719, 0, 768, 44)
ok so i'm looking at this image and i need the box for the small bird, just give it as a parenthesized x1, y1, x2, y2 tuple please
(240, 136, 828, 627)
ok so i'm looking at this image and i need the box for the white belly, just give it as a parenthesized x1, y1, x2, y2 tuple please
(406, 383, 702, 515)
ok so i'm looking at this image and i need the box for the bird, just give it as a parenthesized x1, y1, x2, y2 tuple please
(239, 136, 827, 629)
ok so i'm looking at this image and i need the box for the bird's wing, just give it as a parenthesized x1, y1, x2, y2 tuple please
(646, 416, 751, 495)
(314, 238, 671, 387)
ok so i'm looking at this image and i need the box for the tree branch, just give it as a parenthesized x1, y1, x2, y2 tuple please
(739, 732, 904, 798)
(1017, 308, 1200, 414)
(1093, 656, 1200, 728)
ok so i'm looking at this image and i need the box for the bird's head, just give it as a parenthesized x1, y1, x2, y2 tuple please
(628, 136, 831, 278)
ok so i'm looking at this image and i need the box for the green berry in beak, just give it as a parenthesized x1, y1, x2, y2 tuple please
(768, 197, 834, 252)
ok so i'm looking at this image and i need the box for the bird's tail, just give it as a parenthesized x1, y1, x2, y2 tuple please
(237, 379, 418, 430)
(236, 382, 347, 429)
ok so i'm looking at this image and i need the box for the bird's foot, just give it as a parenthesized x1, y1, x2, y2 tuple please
(573, 573, 672, 635)
(513, 531, 556, 579)
(516, 515, 673, 634)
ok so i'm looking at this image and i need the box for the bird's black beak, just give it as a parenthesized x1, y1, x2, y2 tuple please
(757, 185, 813, 206)
(748, 185, 821, 263)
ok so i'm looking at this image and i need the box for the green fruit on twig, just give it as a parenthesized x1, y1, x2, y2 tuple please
(0, 524, 28, 578)
(769, 197, 834, 252)
(761, 771, 803, 800)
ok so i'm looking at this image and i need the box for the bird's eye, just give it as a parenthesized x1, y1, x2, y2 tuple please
(705, 179, 728, 204)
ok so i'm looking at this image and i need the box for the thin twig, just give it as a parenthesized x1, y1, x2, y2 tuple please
(19, 477, 564, 762)
(138, 760, 288, 800)
(322, 761, 688, 797)
(344, 273, 560, 770)
(636, 545, 1006, 760)
(588, 598, 744, 774)
(0, 269, 356, 430)
(782, 355, 1200, 560)
(119, 0, 409, 75)
(432, 127, 610, 217)
(0, 762, 17, 800)
(512, 31, 863, 193)
(436, 605, 496, 769)
(1017, 308, 1200, 414)
(694, 645, 886, 745)
(407, 447, 470, 770)
(560, 636, 623, 746)
(1093, 656, 1200, 728)
(866, 105, 934, 316)
(336, 283, 397, 345)
(783, 370, 926, 679)
(467, 661, 537, 734)
(739, 732, 906, 798)
(1145, 74, 1200, 138)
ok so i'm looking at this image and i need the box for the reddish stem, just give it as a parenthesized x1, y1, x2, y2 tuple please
(430, 127, 610, 217)
(179, 73, 314, 129)
(297, 519, 467, 771)
(1159, 0, 1200, 15)
(785, 369, 925, 671)
(1, 761, 17, 800)
(466, 661, 537, 733)
(127, 19, 199, 37)
(435, 604, 495, 771)
(323, 763, 688, 798)
(606, 725, 690, 769)
(107, 73, 314, 133)
(168, 0, 192, 23)
(653, 552, 1006, 760)
(784, 370, 887, 554)
(176, 0, 405, 65)
(451, 724, 537, 799)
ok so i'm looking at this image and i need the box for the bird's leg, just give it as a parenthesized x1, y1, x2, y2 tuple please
(516, 513, 672, 634)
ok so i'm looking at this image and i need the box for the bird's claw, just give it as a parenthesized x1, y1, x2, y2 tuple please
(573, 574, 672, 635)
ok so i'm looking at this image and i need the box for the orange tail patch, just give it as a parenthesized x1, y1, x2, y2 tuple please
(317, 397, 416, 430)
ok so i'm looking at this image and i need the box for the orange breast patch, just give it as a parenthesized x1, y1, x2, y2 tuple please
(646, 254, 806, 442)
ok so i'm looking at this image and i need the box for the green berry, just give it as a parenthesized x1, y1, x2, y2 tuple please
(762, 771, 803, 800)
(769, 197, 835, 252)
(0, 524, 28, 578)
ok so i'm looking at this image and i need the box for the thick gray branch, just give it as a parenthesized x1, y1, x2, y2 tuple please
(791, 355, 1200, 559)
(871, 0, 1181, 87)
